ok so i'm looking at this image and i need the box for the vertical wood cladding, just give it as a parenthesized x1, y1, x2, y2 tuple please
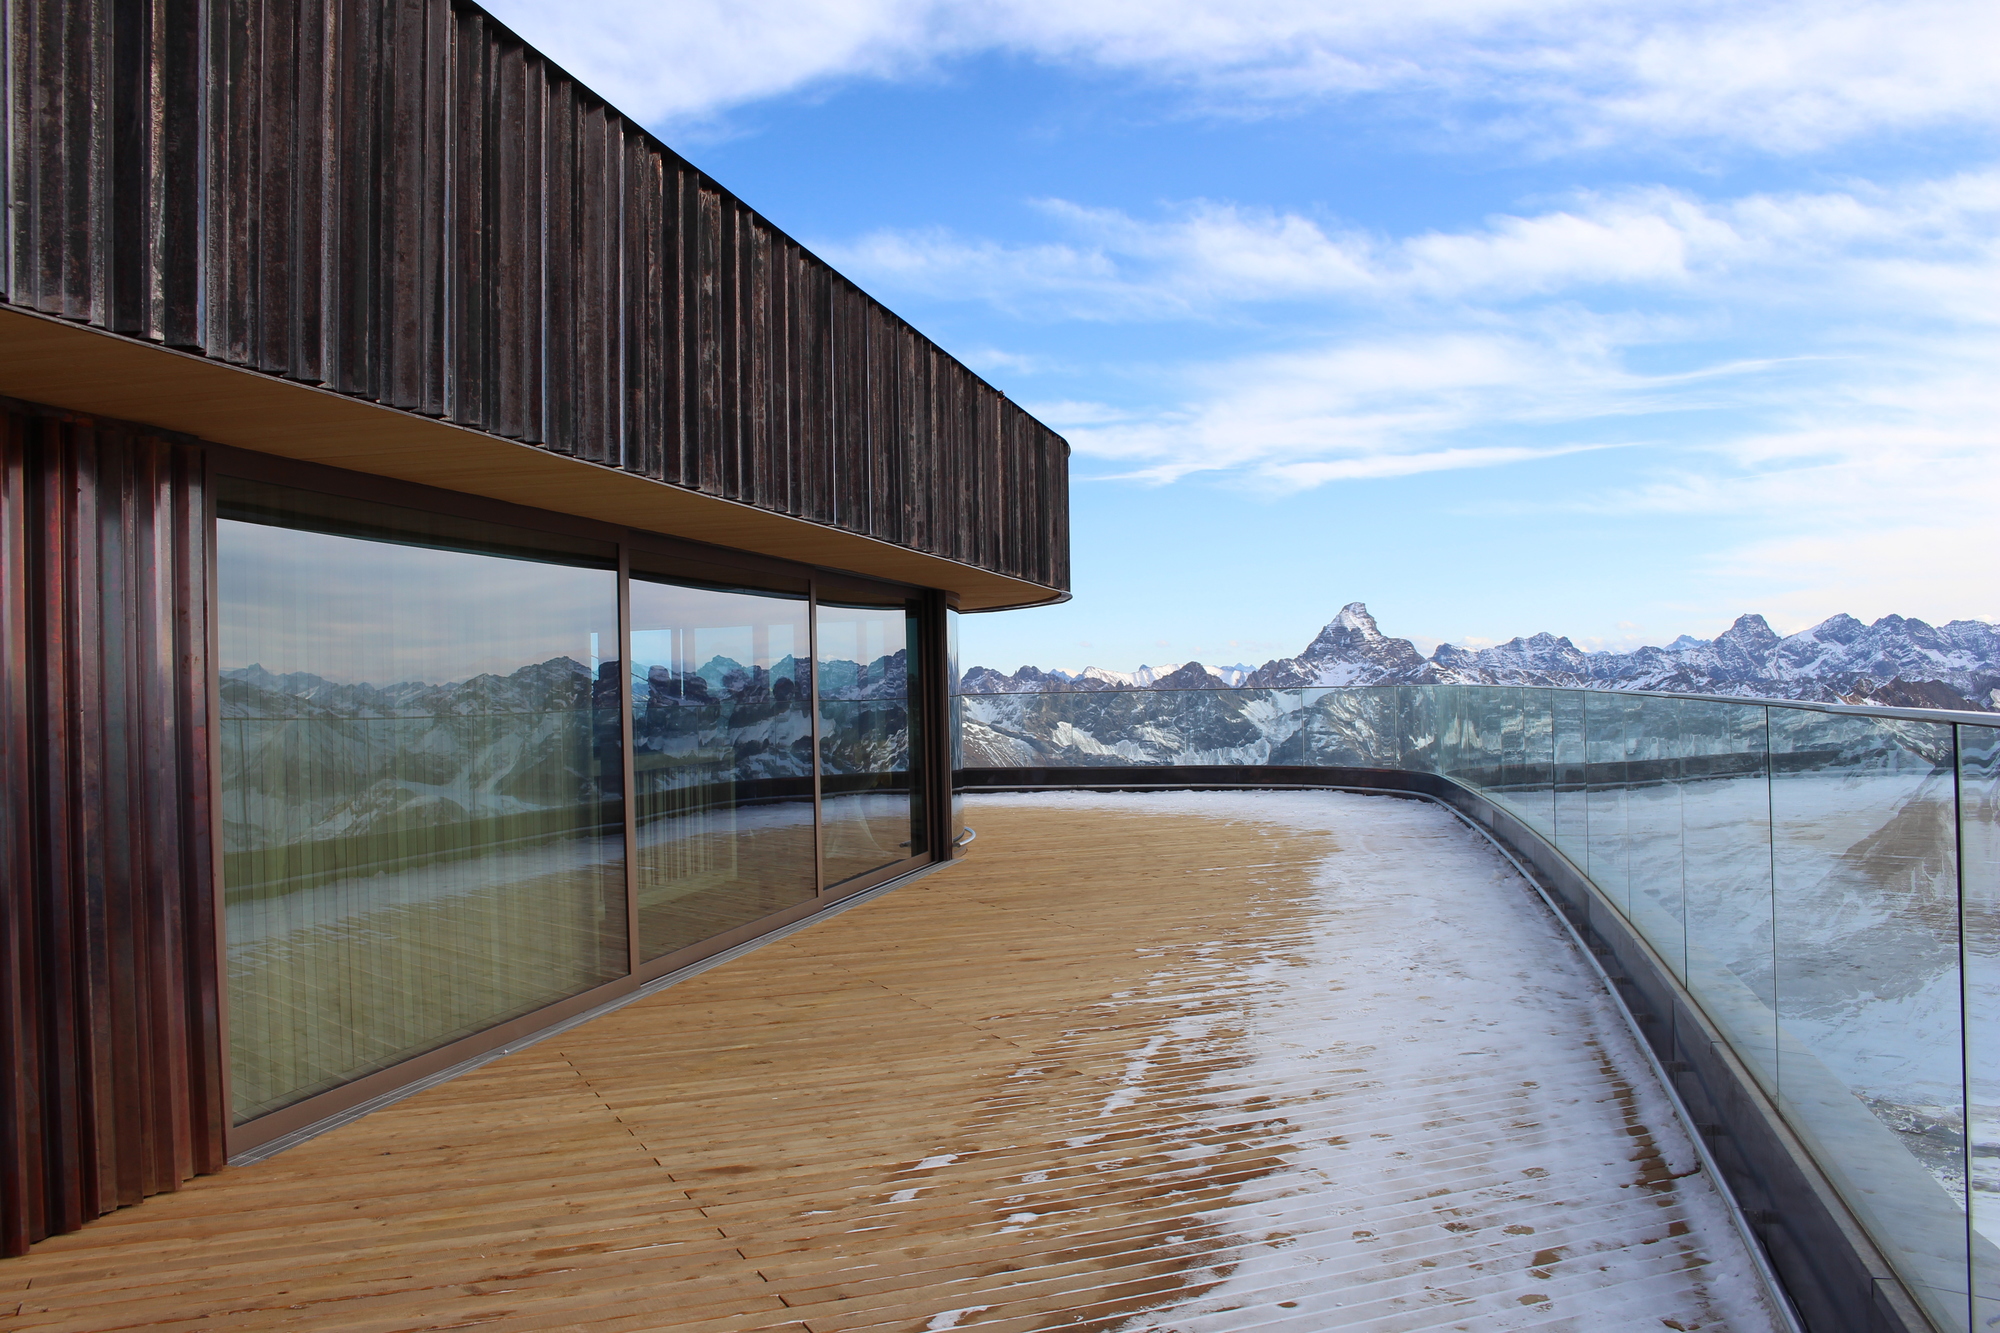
(0, 0, 1069, 592)
(0, 399, 224, 1257)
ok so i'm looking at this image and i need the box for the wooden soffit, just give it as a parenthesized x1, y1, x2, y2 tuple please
(0, 307, 1065, 611)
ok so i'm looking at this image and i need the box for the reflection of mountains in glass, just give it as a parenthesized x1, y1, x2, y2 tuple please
(632, 649, 909, 704)
(219, 658, 620, 873)
(219, 645, 913, 856)
(816, 649, 912, 777)
(816, 648, 909, 702)
(223, 658, 613, 718)
(634, 651, 913, 785)
(636, 655, 805, 707)
(634, 655, 812, 786)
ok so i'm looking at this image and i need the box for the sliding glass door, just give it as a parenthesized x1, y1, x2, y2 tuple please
(628, 568, 817, 960)
(816, 592, 928, 888)
(217, 480, 629, 1125)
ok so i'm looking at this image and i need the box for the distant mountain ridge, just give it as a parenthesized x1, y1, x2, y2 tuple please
(963, 602, 2000, 713)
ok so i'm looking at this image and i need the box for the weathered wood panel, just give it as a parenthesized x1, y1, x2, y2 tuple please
(1, 0, 1069, 592)
(0, 397, 223, 1258)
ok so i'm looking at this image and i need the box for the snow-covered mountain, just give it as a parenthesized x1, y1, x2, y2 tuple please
(963, 602, 2000, 712)
(959, 660, 1255, 694)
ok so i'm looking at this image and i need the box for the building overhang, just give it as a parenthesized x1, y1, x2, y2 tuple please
(0, 307, 1066, 612)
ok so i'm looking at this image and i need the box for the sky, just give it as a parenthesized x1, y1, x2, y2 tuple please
(486, 0, 1999, 674)
(219, 521, 615, 682)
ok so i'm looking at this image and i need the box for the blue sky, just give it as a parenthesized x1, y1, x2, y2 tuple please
(488, 0, 1998, 674)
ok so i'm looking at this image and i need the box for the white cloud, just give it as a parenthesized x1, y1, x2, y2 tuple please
(484, 0, 2000, 151)
(826, 171, 2000, 317)
(1028, 326, 1709, 483)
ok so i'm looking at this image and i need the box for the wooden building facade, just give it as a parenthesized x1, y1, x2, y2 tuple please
(0, 0, 1069, 1256)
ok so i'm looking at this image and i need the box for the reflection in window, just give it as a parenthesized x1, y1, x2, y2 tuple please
(217, 480, 628, 1125)
(629, 576, 816, 959)
(818, 600, 926, 886)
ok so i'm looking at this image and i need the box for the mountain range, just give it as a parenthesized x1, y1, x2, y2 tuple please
(962, 602, 2000, 713)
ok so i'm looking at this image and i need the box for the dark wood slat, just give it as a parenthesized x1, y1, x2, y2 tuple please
(490, 34, 523, 437)
(574, 99, 612, 463)
(327, 0, 377, 396)
(0, 400, 222, 1258)
(541, 76, 575, 453)
(156, 0, 202, 347)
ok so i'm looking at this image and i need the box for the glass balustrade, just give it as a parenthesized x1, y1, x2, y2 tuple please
(956, 681, 1998, 1332)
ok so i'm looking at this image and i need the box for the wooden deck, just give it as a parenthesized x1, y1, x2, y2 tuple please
(1, 793, 1775, 1332)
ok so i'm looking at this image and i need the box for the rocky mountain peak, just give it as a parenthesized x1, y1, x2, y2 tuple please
(1150, 662, 1230, 691)
(1297, 603, 1427, 672)
(1332, 602, 1378, 633)
(1718, 613, 1780, 651)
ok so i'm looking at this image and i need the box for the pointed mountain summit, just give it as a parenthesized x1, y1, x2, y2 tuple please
(1246, 602, 1430, 687)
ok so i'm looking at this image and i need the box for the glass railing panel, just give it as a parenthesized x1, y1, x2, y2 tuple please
(1365, 685, 1404, 768)
(1679, 699, 1779, 1095)
(1484, 686, 1509, 786)
(1431, 684, 1465, 786)
(1478, 686, 1548, 837)
(1769, 707, 1968, 1332)
(1583, 691, 1634, 917)
(1398, 685, 1438, 774)
(1500, 683, 1524, 785)
(1962, 724, 2000, 1331)
(1490, 684, 1519, 812)
(1552, 689, 1588, 868)
(1280, 686, 1394, 767)
(1624, 694, 1689, 985)
(1466, 683, 1492, 787)
(1516, 690, 1557, 840)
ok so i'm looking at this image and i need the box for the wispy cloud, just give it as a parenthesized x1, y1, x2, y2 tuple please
(485, 0, 2000, 151)
(1028, 326, 1755, 484)
(826, 171, 2000, 317)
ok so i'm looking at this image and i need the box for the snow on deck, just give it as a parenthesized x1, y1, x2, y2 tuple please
(970, 790, 1782, 1332)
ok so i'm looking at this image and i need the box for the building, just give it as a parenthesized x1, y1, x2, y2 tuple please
(0, 0, 1067, 1251)
(2, 4, 1993, 1333)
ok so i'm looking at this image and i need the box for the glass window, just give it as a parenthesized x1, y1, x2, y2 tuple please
(217, 480, 628, 1125)
(628, 573, 816, 960)
(817, 597, 926, 888)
